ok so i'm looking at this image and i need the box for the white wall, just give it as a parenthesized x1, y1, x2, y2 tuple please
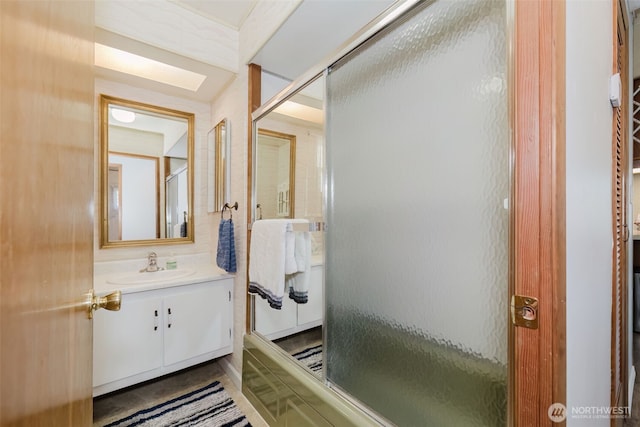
(256, 143, 280, 218)
(210, 69, 248, 380)
(109, 154, 157, 240)
(206, 0, 303, 383)
(566, 1, 613, 424)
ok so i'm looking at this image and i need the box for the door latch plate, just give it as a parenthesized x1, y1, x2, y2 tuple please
(511, 295, 538, 329)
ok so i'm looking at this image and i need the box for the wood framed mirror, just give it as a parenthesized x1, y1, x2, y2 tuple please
(207, 118, 231, 213)
(99, 94, 195, 248)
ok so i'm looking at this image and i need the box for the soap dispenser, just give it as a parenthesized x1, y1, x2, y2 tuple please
(166, 252, 177, 270)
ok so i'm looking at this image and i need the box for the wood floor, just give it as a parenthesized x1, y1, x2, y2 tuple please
(93, 358, 268, 427)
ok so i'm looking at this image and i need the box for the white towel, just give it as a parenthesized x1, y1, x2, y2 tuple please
(284, 230, 297, 274)
(286, 218, 310, 273)
(248, 220, 289, 309)
(288, 230, 311, 304)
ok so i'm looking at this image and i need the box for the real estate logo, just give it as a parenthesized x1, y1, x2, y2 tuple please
(548, 403, 567, 423)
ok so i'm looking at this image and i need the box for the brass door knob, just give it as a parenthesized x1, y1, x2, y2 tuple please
(87, 290, 121, 319)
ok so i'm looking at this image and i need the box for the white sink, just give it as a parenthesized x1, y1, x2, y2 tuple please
(106, 269, 195, 285)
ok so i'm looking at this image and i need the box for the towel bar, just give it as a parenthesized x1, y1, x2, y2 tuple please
(247, 221, 325, 232)
(221, 202, 238, 219)
(289, 222, 325, 232)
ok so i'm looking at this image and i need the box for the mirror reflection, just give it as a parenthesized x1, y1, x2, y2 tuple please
(100, 95, 194, 248)
(256, 129, 296, 219)
(251, 76, 325, 376)
(208, 119, 231, 213)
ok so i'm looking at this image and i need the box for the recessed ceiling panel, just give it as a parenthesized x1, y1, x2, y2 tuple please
(251, 0, 395, 80)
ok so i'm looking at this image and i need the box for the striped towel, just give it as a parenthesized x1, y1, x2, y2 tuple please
(288, 230, 311, 304)
(248, 220, 289, 309)
(216, 218, 237, 273)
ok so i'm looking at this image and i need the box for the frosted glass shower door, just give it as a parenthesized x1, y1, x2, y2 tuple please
(325, 1, 509, 425)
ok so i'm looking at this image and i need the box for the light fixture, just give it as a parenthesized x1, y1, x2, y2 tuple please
(273, 101, 323, 124)
(95, 43, 207, 92)
(111, 108, 136, 123)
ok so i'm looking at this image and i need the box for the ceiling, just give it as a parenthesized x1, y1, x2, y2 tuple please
(95, 0, 396, 103)
(171, 0, 257, 29)
(251, 0, 395, 81)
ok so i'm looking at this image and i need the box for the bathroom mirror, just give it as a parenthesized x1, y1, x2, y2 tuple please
(99, 94, 195, 248)
(251, 75, 325, 376)
(207, 119, 231, 213)
(256, 129, 296, 219)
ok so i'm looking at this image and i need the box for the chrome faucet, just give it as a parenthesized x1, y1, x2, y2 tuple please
(140, 252, 163, 272)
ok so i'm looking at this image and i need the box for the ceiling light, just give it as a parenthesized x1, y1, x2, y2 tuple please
(111, 108, 136, 123)
(95, 43, 207, 92)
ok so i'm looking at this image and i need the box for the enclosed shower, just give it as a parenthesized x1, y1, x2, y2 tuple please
(244, 0, 510, 425)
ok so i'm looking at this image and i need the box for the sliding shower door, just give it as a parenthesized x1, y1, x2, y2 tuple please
(325, 0, 510, 425)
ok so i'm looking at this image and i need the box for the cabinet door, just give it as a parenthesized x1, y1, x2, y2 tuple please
(163, 282, 231, 366)
(93, 294, 163, 387)
(297, 266, 323, 326)
(254, 293, 297, 339)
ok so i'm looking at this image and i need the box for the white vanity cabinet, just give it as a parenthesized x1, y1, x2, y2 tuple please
(255, 265, 323, 340)
(93, 295, 164, 389)
(93, 278, 233, 396)
(163, 283, 231, 365)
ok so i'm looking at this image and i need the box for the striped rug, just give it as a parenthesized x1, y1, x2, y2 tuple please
(105, 381, 251, 427)
(292, 344, 323, 374)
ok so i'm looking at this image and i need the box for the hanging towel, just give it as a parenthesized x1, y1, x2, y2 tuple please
(284, 230, 298, 274)
(216, 218, 237, 273)
(288, 230, 311, 304)
(248, 220, 290, 309)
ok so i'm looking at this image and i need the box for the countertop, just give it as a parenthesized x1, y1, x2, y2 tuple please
(94, 264, 234, 295)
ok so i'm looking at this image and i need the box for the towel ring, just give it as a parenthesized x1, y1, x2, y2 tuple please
(222, 202, 238, 219)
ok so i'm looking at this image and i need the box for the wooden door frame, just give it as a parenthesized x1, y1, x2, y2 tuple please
(513, 0, 566, 425)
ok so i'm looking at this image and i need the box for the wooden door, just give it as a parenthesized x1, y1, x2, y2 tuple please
(0, 1, 95, 425)
(611, 0, 629, 422)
